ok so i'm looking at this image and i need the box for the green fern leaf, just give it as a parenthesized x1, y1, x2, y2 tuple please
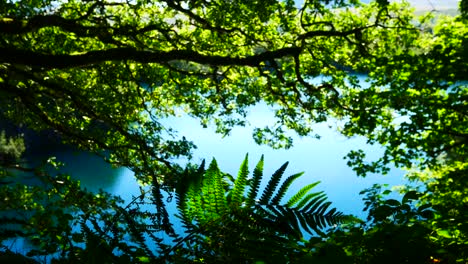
(294, 191, 323, 210)
(224, 172, 235, 184)
(203, 159, 219, 217)
(265, 204, 282, 219)
(305, 214, 326, 236)
(283, 208, 301, 237)
(183, 161, 207, 224)
(301, 193, 327, 213)
(306, 196, 329, 216)
(286, 181, 321, 207)
(316, 201, 332, 216)
(270, 172, 304, 205)
(176, 155, 349, 253)
(176, 161, 205, 224)
(296, 210, 313, 235)
(189, 179, 206, 223)
(259, 161, 288, 204)
(315, 201, 332, 228)
(214, 165, 228, 215)
(231, 154, 249, 205)
(325, 208, 338, 217)
(246, 155, 264, 207)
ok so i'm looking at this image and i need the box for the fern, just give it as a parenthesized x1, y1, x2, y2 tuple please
(203, 159, 227, 218)
(174, 154, 348, 261)
(270, 172, 304, 205)
(294, 191, 324, 210)
(286, 181, 321, 207)
(231, 154, 249, 205)
(259, 161, 288, 204)
(303, 194, 328, 213)
(176, 160, 205, 219)
(245, 155, 264, 207)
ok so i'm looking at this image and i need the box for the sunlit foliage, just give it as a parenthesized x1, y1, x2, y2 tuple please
(0, 0, 467, 262)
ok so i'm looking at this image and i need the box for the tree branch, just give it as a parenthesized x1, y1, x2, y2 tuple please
(0, 46, 302, 69)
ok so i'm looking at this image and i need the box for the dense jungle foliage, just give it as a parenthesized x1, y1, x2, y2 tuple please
(0, 0, 467, 263)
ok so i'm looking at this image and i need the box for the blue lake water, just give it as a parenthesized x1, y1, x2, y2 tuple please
(2, 76, 409, 256)
(44, 102, 406, 221)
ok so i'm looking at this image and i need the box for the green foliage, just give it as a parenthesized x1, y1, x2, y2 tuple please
(173, 155, 346, 262)
(407, 163, 468, 262)
(0, 0, 429, 183)
(0, 1, 422, 234)
(0, 131, 25, 166)
(316, 181, 468, 263)
(0, 162, 172, 263)
(1, 0, 467, 262)
(344, 11, 468, 176)
(316, 185, 435, 263)
(0, 155, 347, 263)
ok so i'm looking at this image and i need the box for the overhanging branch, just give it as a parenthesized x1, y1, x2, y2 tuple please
(0, 46, 302, 69)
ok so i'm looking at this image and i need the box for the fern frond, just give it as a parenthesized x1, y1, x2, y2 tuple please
(301, 193, 327, 213)
(175, 155, 349, 258)
(325, 207, 338, 217)
(270, 172, 304, 205)
(224, 172, 235, 185)
(203, 159, 219, 218)
(201, 159, 228, 217)
(246, 155, 264, 207)
(213, 164, 228, 215)
(296, 210, 313, 235)
(231, 154, 249, 205)
(285, 181, 321, 207)
(259, 161, 288, 204)
(264, 204, 283, 219)
(177, 161, 206, 225)
(294, 191, 323, 210)
(191, 159, 205, 191)
(306, 214, 326, 236)
(316, 201, 332, 216)
(283, 208, 301, 238)
(315, 201, 336, 228)
(186, 180, 205, 223)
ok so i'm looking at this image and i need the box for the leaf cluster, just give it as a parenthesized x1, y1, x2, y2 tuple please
(172, 154, 347, 262)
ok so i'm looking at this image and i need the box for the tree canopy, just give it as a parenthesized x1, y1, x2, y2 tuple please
(0, 0, 428, 175)
(1, 0, 467, 262)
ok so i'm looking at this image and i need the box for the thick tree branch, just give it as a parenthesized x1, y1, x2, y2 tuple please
(0, 16, 99, 35)
(0, 46, 302, 69)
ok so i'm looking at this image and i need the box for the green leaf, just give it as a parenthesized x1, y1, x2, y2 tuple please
(286, 181, 320, 207)
(270, 172, 304, 205)
(417, 203, 432, 212)
(246, 155, 264, 207)
(402, 191, 419, 204)
(384, 199, 401, 207)
(437, 230, 452, 239)
(294, 191, 323, 211)
(302, 193, 327, 213)
(231, 154, 249, 204)
(259, 162, 288, 204)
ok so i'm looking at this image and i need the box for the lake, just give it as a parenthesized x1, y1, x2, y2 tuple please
(2, 76, 408, 257)
(32, 101, 406, 219)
